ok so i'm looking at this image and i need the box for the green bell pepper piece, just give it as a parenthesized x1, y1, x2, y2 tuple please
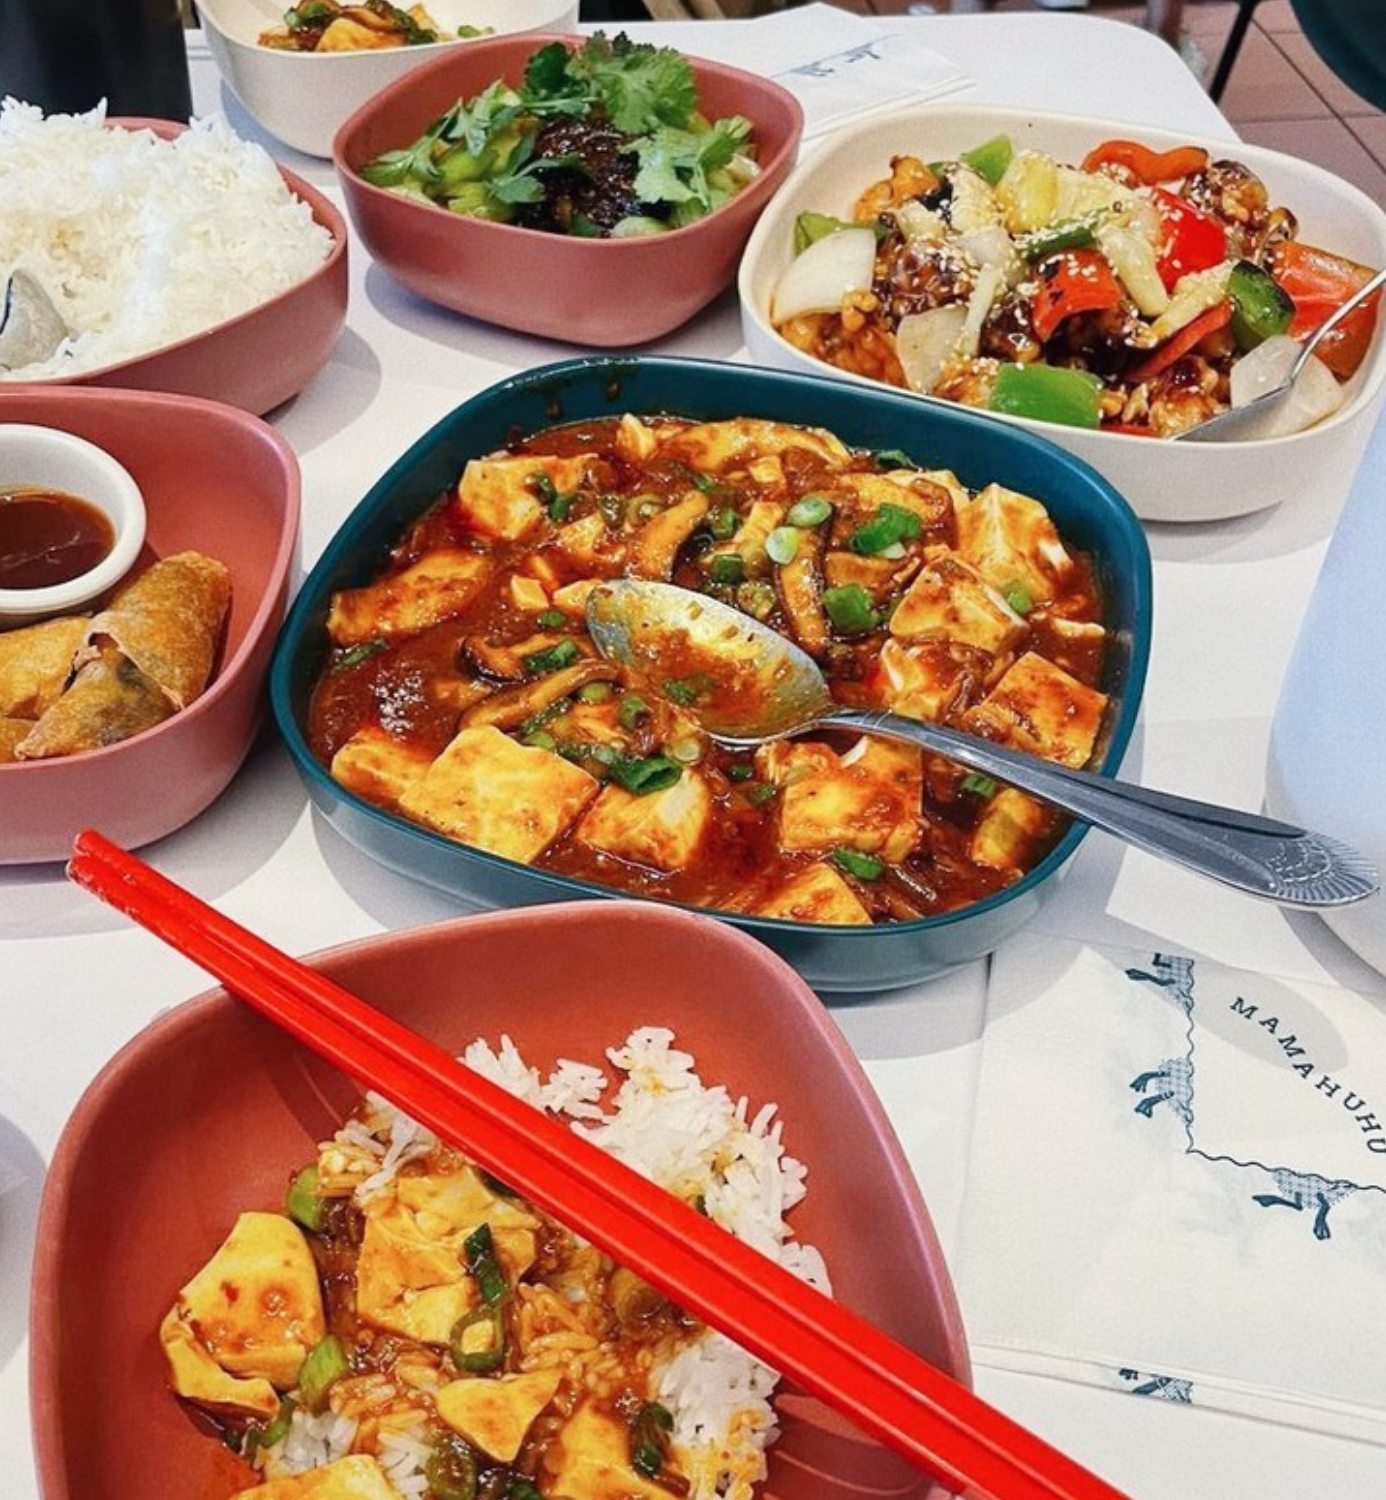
(1019, 216, 1098, 262)
(792, 211, 859, 255)
(961, 134, 1014, 186)
(989, 362, 1104, 429)
(1227, 259, 1295, 350)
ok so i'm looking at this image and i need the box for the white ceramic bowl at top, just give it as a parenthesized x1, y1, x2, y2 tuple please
(739, 105, 1386, 525)
(0, 423, 146, 626)
(198, 0, 580, 158)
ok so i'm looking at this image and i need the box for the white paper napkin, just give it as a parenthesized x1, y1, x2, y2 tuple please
(956, 932, 1386, 1443)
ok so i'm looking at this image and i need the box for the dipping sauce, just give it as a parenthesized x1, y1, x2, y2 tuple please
(0, 488, 115, 591)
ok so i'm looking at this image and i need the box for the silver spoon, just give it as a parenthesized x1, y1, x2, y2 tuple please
(586, 579, 1377, 908)
(1175, 264, 1386, 443)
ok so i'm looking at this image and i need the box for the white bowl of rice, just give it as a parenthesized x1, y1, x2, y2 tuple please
(0, 103, 348, 414)
(198, 0, 580, 159)
(34, 900, 968, 1500)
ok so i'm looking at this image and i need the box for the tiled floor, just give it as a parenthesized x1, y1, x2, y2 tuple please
(834, 0, 1386, 201)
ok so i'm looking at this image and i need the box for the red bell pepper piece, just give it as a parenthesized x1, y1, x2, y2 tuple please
(1152, 188, 1227, 291)
(1081, 139, 1210, 185)
(1127, 299, 1232, 382)
(1269, 240, 1381, 380)
(1030, 248, 1125, 343)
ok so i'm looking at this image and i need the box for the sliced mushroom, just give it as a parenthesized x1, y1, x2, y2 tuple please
(627, 491, 709, 580)
(460, 661, 620, 731)
(776, 530, 829, 657)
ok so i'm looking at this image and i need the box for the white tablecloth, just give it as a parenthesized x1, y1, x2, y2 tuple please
(4, 10, 1385, 1498)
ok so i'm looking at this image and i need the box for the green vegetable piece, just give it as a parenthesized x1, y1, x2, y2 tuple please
(663, 674, 712, 706)
(245, 1396, 296, 1460)
(793, 210, 859, 256)
(786, 495, 832, 528)
(463, 1223, 509, 1306)
(630, 1402, 676, 1480)
(832, 846, 885, 881)
(766, 526, 800, 565)
(726, 763, 755, 782)
(1002, 580, 1033, 615)
(618, 694, 651, 731)
(536, 608, 568, 628)
(522, 729, 557, 751)
(873, 448, 916, 470)
(529, 473, 559, 504)
(611, 756, 682, 796)
(822, 584, 880, 636)
(507, 1483, 543, 1500)
(285, 1164, 326, 1234)
(330, 638, 388, 674)
(736, 580, 776, 620)
(961, 773, 999, 798)
(745, 782, 777, 806)
(961, 133, 1014, 186)
(523, 639, 580, 676)
(848, 503, 922, 556)
(426, 1434, 479, 1500)
(706, 504, 739, 539)
(708, 553, 746, 586)
(450, 1304, 506, 1373)
(298, 1335, 350, 1414)
(577, 681, 613, 703)
(989, 362, 1103, 430)
(436, 146, 493, 189)
(1020, 217, 1098, 262)
(548, 490, 576, 522)
(1228, 258, 1295, 350)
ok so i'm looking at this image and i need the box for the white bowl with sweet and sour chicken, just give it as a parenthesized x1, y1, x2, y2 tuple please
(739, 106, 1386, 523)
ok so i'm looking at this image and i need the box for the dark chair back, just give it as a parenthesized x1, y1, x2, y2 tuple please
(1290, 0, 1386, 111)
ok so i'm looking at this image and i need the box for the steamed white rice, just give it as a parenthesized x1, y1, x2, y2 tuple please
(264, 1027, 829, 1500)
(0, 100, 333, 380)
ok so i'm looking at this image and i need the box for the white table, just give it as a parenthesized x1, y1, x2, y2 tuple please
(4, 11, 1385, 1498)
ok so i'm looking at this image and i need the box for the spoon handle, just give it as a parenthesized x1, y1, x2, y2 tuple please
(822, 708, 1378, 907)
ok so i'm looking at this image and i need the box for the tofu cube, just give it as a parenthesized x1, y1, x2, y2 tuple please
(327, 549, 491, 646)
(455, 455, 591, 542)
(831, 470, 955, 534)
(236, 1455, 402, 1498)
(878, 638, 976, 724)
(960, 651, 1108, 768)
(436, 1371, 563, 1462)
(544, 1400, 683, 1500)
(757, 862, 871, 925)
(330, 726, 434, 808)
(970, 787, 1057, 873)
(658, 418, 851, 476)
(759, 737, 923, 862)
(398, 725, 598, 863)
(575, 772, 712, 872)
(954, 482, 1074, 602)
(889, 551, 1028, 658)
(508, 575, 550, 613)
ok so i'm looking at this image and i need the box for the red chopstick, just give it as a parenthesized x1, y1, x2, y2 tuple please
(68, 829, 1133, 1500)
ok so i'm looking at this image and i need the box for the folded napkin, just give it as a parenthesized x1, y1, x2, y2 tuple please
(956, 933, 1386, 1443)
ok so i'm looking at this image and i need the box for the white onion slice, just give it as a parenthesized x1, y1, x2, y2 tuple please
(1230, 337, 1346, 436)
(954, 224, 1017, 281)
(895, 304, 969, 393)
(771, 228, 877, 323)
(958, 263, 1005, 359)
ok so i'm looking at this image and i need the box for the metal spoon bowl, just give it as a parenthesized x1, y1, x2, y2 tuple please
(1175, 264, 1386, 444)
(586, 579, 1378, 909)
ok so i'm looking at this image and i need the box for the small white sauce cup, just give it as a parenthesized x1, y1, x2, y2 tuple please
(0, 424, 147, 627)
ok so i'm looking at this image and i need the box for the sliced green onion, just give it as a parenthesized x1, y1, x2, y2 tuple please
(766, 526, 801, 565)
(745, 782, 777, 806)
(577, 681, 613, 703)
(450, 1304, 506, 1374)
(786, 495, 832, 528)
(298, 1335, 350, 1414)
(630, 1402, 676, 1480)
(612, 756, 682, 796)
(245, 1396, 296, 1459)
(849, 503, 922, 556)
(507, 1483, 542, 1500)
(822, 584, 880, 636)
(330, 638, 388, 674)
(522, 729, 557, 751)
(618, 693, 651, 731)
(664, 674, 713, 706)
(961, 773, 999, 798)
(536, 608, 568, 628)
(736, 580, 776, 620)
(687, 468, 720, 494)
(480, 1170, 516, 1197)
(726, 763, 755, 782)
(285, 1164, 326, 1234)
(708, 553, 746, 585)
(522, 639, 580, 675)
(706, 504, 739, 539)
(462, 1223, 509, 1306)
(832, 846, 885, 881)
(1002, 580, 1033, 615)
(873, 447, 917, 470)
(667, 737, 703, 765)
(548, 490, 576, 522)
(528, 473, 559, 505)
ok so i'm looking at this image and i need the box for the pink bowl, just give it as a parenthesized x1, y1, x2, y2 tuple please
(32, 901, 968, 1500)
(0, 386, 300, 863)
(5, 119, 348, 416)
(332, 34, 804, 346)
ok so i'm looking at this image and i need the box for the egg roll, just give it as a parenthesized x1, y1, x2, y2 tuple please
(14, 643, 175, 760)
(79, 552, 232, 710)
(0, 717, 36, 763)
(0, 614, 87, 718)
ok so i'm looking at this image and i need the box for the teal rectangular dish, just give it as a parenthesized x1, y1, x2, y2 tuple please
(270, 356, 1152, 993)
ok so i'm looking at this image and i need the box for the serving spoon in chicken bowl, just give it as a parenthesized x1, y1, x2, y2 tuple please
(587, 579, 1376, 907)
